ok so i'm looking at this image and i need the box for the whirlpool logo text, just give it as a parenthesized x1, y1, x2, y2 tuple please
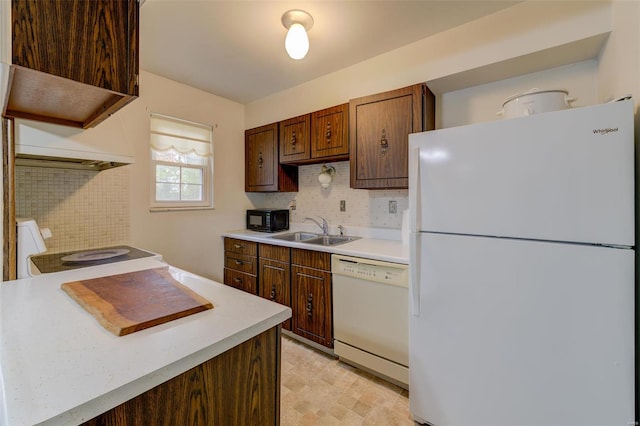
(593, 127, 619, 135)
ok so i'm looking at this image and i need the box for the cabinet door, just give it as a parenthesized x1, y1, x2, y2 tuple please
(223, 268, 257, 294)
(291, 265, 332, 348)
(311, 104, 349, 160)
(349, 84, 434, 189)
(259, 258, 291, 330)
(245, 123, 279, 192)
(245, 123, 298, 192)
(12, 0, 138, 95)
(279, 114, 311, 164)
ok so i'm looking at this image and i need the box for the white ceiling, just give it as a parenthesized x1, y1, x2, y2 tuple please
(140, 1, 520, 104)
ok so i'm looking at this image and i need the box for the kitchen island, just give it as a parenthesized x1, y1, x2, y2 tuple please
(0, 256, 291, 425)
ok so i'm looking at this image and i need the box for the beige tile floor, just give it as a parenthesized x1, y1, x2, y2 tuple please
(281, 335, 414, 425)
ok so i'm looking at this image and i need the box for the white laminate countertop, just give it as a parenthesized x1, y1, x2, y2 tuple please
(0, 257, 291, 426)
(222, 229, 409, 265)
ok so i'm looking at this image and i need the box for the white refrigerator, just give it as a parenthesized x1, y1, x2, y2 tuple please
(408, 99, 635, 426)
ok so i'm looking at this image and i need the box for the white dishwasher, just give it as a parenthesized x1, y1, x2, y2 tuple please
(331, 254, 409, 387)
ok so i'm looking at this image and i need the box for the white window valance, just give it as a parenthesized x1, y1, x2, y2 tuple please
(150, 113, 212, 157)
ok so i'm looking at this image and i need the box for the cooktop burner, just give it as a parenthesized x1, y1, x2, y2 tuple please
(30, 246, 156, 274)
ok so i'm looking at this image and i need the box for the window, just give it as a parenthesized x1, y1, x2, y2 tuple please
(150, 113, 213, 210)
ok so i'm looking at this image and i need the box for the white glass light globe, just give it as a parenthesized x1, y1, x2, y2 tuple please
(318, 171, 332, 189)
(285, 23, 309, 60)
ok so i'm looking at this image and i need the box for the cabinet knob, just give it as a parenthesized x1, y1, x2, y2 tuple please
(306, 293, 313, 317)
(270, 284, 276, 301)
(325, 122, 332, 143)
(257, 152, 263, 168)
(234, 277, 243, 284)
(234, 259, 244, 266)
(233, 244, 242, 250)
(380, 128, 388, 154)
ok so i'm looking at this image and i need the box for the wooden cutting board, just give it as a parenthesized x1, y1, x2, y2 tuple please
(61, 267, 213, 336)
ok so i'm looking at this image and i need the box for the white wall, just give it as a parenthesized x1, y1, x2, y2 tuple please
(129, 0, 635, 281)
(255, 60, 600, 233)
(245, 1, 612, 129)
(439, 60, 598, 128)
(597, 0, 640, 103)
(247, 0, 619, 234)
(120, 71, 248, 282)
(7, 0, 638, 283)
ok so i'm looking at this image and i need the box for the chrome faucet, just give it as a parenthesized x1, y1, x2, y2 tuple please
(304, 216, 329, 235)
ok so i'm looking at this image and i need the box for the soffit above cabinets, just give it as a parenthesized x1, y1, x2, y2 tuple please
(426, 34, 609, 95)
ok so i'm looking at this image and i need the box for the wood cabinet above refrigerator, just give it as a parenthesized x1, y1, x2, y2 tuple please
(3, 0, 139, 129)
(349, 84, 435, 189)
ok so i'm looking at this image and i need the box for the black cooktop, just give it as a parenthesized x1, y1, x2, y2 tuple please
(30, 245, 156, 274)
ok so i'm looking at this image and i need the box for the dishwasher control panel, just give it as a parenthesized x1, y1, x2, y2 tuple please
(331, 254, 408, 287)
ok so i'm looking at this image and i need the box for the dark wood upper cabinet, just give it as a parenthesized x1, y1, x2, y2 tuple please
(311, 103, 349, 161)
(280, 103, 349, 165)
(279, 114, 311, 164)
(349, 84, 435, 189)
(245, 123, 298, 192)
(5, 0, 139, 128)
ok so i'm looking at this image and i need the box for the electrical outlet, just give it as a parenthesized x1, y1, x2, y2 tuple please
(389, 200, 397, 214)
(340, 200, 346, 212)
(289, 200, 296, 210)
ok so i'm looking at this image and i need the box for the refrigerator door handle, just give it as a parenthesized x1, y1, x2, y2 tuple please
(409, 146, 421, 233)
(409, 232, 421, 316)
(409, 146, 421, 316)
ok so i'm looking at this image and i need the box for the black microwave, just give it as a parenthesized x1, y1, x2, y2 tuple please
(246, 209, 289, 232)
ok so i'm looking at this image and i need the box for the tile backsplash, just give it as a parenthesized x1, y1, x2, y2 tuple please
(260, 161, 408, 229)
(15, 166, 130, 254)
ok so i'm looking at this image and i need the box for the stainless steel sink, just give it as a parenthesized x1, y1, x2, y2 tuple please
(269, 232, 360, 246)
(304, 235, 361, 246)
(269, 232, 320, 242)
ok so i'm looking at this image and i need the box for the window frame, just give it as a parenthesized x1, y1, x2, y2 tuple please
(149, 113, 214, 211)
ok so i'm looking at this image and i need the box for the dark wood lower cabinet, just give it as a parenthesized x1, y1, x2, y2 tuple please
(82, 326, 281, 426)
(259, 244, 292, 331)
(223, 238, 258, 295)
(291, 249, 333, 348)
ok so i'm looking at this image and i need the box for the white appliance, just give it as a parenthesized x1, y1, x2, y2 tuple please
(16, 218, 160, 279)
(332, 254, 409, 387)
(13, 117, 134, 170)
(408, 99, 635, 426)
(16, 218, 50, 278)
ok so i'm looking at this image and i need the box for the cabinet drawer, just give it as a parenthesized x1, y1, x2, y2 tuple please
(225, 253, 257, 274)
(224, 238, 258, 256)
(259, 244, 290, 262)
(291, 248, 331, 271)
(224, 269, 257, 295)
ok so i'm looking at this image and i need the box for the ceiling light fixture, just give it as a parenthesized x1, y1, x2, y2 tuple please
(281, 9, 314, 60)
